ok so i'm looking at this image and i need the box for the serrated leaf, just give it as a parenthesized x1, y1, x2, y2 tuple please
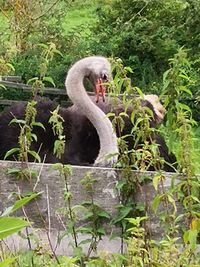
(1, 193, 40, 216)
(53, 49, 63, 57)
(116, 180, 126, 190)
(0, 217, 30, 239)
(77, 226, 93, 234)
(178, 85, 193, 96)
(4, 148, 20, 159)
(124, 66, 133, 73)
(28, 150, 41, 162)
(31, 133, 37, 142)
(6, 63, 15, 72)
(37, 43, 48, 49)
(152, 195, 162, 213)
(32, 122, 45, 130)
(97, 227, 106, 235)
(97, 210, 110, 219)
(111, 206, 132, 224)
(27, 77, 38, 85)
(153, 174, 162, 191)
(0, 84, 6, 90)
(9, 118, 25, 125)
(43, 76, 55, 87)
(187, 229, 198, 250)
(82, 211, 94, 220)
(6, 168, 21, 175)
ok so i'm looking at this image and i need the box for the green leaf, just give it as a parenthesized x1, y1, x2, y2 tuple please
(5, 63, 15, 72)
(106, 112, 115, 118)
(9, 118, 25, 125)
(0, 217, 30, 239)
(4, 148, 20, 159)
(163, 69, 171, 82)
(183, 229, 198, 250)
(64, 191, 72, 200)
(6, 168, 21, 175)
(152, 195, 162, 213)
(82, 211, 94, 220)
(51, 163, 63, 171)
(72, 205, 88, 213)
(176, 102, 191, 113)
(97, 227, 106, 235)
(124, 66, 133, 73)
(116, 180, 126, 190)
(0, 258, 16, 267)
(28, 150, 41, 162)
(53, 49, 63, 57)
(178, 85, 193, 96)
(27, 77, 38, 85)
(31, 133, 37, 142)
(112, 206, 132, 224)
(0, 83, 6, 90)
(77, 226, 93, 234)
(135, 87, 144, 97)
(42, 76, 56, 87)
(1, 193, 40, 217)
(153, 174, 161, 191)
(127, 216, 148, 227)
(167, 194, 177, 213)
(97, 210, 110, 219)
(78, 239, 93, 246)
(37, 43, 48, 49)
(32, 122, 46, 130)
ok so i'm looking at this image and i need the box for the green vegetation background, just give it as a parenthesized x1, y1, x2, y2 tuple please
(0, 0, 200, 167)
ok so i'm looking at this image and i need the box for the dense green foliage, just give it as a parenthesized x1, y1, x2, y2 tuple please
(0, 0, 200, 266)
(1, 0, 200, 118)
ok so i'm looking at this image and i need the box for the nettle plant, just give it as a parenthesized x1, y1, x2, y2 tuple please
(4, 100, 43, 164)
(53, 164, 110, 266)
(1, 48, 199, 266)
(161, 48, 200, 248)
(106, 53, 200, 264)
(4, 43, 65, 166)
(27, 42, 63, 96)
(109, 58, 166, 172)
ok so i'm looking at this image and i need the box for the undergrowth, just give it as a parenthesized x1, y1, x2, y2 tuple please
(0, 48, 200, 266)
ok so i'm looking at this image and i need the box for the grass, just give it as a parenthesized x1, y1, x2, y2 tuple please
(62, 0, 97, 36)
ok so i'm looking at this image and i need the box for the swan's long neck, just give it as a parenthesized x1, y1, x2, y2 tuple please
(65, 57, 118, 166)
